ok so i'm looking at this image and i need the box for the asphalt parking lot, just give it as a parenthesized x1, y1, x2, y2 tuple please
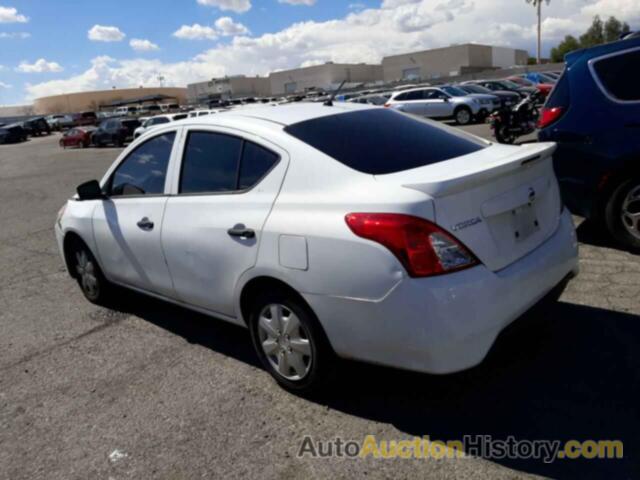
(1, 130, 639, 480)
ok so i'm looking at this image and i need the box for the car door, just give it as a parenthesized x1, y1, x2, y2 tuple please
(396, 89, 427, 116)
(92, 130, 180, 297)
(161, 127, 289, 318)
(423, 89, 452, 118)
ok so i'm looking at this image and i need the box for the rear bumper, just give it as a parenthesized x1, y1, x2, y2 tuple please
(304, 210, 579, 374)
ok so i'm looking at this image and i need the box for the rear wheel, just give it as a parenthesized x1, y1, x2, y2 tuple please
(454, 106, 472, 125)
(249, 289, 334, 394)
(495, 125, 517, 144)
(604, 177, 640, 251)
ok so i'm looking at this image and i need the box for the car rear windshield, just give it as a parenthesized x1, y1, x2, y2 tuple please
(284, 109, 487, 175)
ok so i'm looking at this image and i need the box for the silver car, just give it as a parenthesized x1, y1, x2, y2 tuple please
(385, 86, 482, 125)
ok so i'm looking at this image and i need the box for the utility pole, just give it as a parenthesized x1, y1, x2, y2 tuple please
(537, 0, 542, 64)
(157, 75, 165, 88)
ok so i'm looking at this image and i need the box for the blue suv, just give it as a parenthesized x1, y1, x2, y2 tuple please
(539, 34, 640, 250)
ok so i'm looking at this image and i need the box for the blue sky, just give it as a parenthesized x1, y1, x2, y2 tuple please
(0, 0, 638, 105)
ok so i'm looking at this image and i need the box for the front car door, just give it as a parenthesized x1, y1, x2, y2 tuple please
(92, 130, 180, 297)
(423, 89, 454, 118)
(161, 127, 289, 318)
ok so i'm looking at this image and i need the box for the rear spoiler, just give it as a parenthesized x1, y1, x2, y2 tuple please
(398, 143, 557, 198)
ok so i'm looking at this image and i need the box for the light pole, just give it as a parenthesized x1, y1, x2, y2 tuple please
(157, 75, 165, 88)
(527, 0, 550, 64)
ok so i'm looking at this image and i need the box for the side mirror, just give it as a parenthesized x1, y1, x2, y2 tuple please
(444, 97, 450, 102)
(77, 180, 105, 201)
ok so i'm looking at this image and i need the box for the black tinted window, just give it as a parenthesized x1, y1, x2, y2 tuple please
(284, 109, 486, 175)
(180, 132, 242, 193)
(404, 90, 424, 100)
(149, 117, 170, 126)
(239, 142, 279, 189)
(110, 132, 175, 196)
(593, 49, 640, 101)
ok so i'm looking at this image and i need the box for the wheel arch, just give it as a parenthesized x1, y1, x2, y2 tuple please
(62, 230, 96, 279)
(594, 155, 640, 219)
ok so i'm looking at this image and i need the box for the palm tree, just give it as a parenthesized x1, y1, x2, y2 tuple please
(526, 0, 550, 64)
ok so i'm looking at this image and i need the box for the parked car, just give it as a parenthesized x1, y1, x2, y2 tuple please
(507, 76, 553, 98)
(439, 84, 500, 120)
(538, 34, 640, 250)
(134, 113, 188, 139)
(466, 80, 537, 98)
(91, 118, 141, 147)
(59, 127, 96, 149)
(385, 86, 482, 124)
(0, 124, 28, 144)
(523, 72, 558, 85)
(138, 105, 162, 116)
(456, 83, 520, 109)
(21, 117, 51, 136)
(55, 103, 579, 393)
(72, 111, 98, 127)
(348, 94, 390, 106)
(115, 106, 140, 116)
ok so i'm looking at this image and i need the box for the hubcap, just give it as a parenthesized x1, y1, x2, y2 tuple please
(75, 250, 99, 298)
(457, 109, 470, 124)
(621, 185, 640, 240)
(257, 303, 312, 381)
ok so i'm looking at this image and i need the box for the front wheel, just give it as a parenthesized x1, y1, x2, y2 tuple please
(70, 241, 112, 304)
(454, 107, 472, 126)
(604, 178, 640, 251)
(249, 290, 334, 394)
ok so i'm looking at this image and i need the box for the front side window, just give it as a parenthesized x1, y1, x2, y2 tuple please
(180, 131, 279, 194)
(109, 132, 175, 196)
(404, 90, 424, 101)
(592, 49, 640, 101)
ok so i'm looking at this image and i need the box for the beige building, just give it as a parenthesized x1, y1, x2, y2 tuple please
(269, 62, 384, 96)
(382, 44, 529, 82)
(33, 87, 188, 115)
(188, 75, 271, 103)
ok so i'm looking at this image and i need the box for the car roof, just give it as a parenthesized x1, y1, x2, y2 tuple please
(180, 102, 374, 127)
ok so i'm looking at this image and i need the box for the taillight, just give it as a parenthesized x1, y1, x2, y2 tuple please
(345, 213, 479, 278)
(538, 106, 564, 128)
(384, 103, 391, 108)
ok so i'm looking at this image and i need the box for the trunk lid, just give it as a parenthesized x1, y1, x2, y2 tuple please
(375, 142, 562, 271)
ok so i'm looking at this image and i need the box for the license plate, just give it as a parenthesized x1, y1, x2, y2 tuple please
(512, 204, 539, 242)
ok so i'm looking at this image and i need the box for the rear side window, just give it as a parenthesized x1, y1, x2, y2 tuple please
(239, 142, 279, 189)
(179, 132, 279, 194)
(284, 109, 486, 175)
(592, 49, 640, 101)
(181, 132, 242, 193)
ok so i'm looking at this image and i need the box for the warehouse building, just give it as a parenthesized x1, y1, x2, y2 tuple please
(33, 87, 188, 115)
(382, 44, 529, 82)
(269, 62, 384, 96)
(187, 75, 271, 104)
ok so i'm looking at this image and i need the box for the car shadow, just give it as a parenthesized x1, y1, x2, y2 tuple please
(109, 291, 639, 479)
(576, 219, 637, 255)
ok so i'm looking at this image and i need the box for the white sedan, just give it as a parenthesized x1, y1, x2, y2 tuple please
(133, 113, 188, 139)
(55, 103, 579, 393)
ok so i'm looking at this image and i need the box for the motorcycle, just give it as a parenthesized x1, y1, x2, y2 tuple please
(489, 90, 543, 144)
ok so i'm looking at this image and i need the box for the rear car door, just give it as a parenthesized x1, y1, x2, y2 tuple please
(92, 130, 180, 297)
(394, 90, 427, 116)
(424, 90, 454, 118)
(161, 127, 289, 317)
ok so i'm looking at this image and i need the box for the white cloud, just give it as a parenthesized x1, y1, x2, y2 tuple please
(0, 81, 12, 89)
(17, 58, 64, 73)
(173, 23, 218, 40)
(215, 17, 249, 36)
(88, 25, 126, 42)
(0, 31, 30, 39)
(0, 6, 28, 23)
(197, 0, 251, 13)
(582, 0, 640, 24)
(130, 38, 160, 52)
(279, 0, 316, 5)
(22, 0, 640, 102)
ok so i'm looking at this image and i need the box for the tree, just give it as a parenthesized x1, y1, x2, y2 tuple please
(604, 16, 631, 42)
(580, 15, 605, 48)
(550, 35, 581, 62)
(526, 0, 551, 65)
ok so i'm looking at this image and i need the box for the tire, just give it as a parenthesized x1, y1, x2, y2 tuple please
(69, 240, 112, 305)
(604, 177, 640, 251)
(114, 135, 124, 148)
(454, 106, 472, 125)
(248, 289, 334, 394)
(495, 125, 516, 144)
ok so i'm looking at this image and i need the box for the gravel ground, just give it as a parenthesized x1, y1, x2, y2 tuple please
(0, 128, 638, 480)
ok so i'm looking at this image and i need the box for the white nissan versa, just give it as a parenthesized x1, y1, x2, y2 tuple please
(55, 103, 579, 393)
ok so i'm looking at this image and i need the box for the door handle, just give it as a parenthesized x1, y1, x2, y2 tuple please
(227, 226, 255, 238)
(137, 217, 154, 231)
